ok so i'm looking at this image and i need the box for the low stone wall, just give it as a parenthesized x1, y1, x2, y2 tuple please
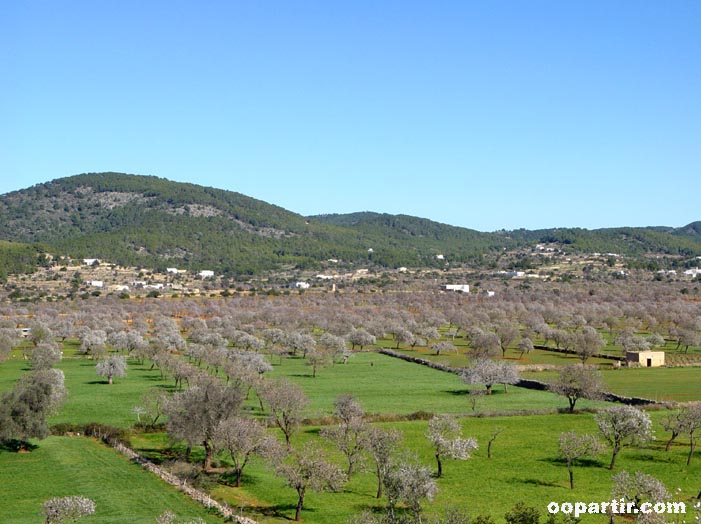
(378, 348, 662, 407)
(533, 344, 625, 361)
(112, 442, 257, 524)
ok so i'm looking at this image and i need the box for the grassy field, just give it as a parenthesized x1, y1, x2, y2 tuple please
(263, 352, 609, 416)
(129, 411, 701, 524)
(0, 436, 225, 524)
(2, 335, 700, 524)
(0, 352, 177, 428)
(524, 366, 701, 403)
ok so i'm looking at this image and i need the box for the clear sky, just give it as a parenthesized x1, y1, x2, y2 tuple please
(3, 1, 699, 231)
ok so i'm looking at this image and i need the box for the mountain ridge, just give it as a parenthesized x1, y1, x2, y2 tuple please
(0, 173, 699, 275)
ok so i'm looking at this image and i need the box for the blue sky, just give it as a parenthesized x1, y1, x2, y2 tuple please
(3, 1, 699, 231)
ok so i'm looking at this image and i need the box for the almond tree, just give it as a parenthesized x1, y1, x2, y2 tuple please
(165, 378, 244, 470)
(595, 405, 653, 470)
(461, 359, 519, 395)
(549, 364, 604, 413)
(558, 431, 604, 488)
(214, 416, 279, 487)
(43, 496, 96, 524)
(321, 394, 369, 477)
(260, 379, 308, 449)
(366, 426, 401, 498)
(95, 355, 127, 385)
(426, 414, 478, 478)
(276, 443, 345, 521)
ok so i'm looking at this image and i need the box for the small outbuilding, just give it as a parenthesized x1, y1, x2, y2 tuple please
(626, 351, 665, 368)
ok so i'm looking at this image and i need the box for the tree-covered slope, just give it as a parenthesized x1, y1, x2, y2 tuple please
(0, 173, 508, 274)
(1, 173, 699, 276)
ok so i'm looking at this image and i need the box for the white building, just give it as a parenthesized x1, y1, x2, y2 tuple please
(199, 270, 215, 278)
(442, 284, 470, 293)
(88, 280, 104, 288)
(436, 254, 445, 260)
(166, 267, 179, 274)
(293, 282, 311, 289)
(83, 258, 100, 266)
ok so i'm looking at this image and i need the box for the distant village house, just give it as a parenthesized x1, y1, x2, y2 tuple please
(442, 284, 470, 293)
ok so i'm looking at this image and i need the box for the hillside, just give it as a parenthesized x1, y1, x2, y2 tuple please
(0, 173, 509, 274)
(0, 173, 699, 276)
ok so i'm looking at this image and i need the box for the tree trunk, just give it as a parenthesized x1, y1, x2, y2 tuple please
(295, 491, 305, 521)
(108, 375, 113, 385)
(568, 466, 574, 489)
(436, 453, 443, 478)
(235, 468, 242, 488)
(376, 472, 383, 499)
(687, 440, 696, 466)
(665, 433, 678, 452)
(568, 398, 576, 413)
(609, 447, 619, 470)
(203, 441, 214, 471)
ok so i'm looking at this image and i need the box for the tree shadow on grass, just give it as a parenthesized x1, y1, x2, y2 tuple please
(542, 457, 605, 468)
(0, 439, 39, 452)
(246, 503, 299, 521)
(513, 477, 561, 488)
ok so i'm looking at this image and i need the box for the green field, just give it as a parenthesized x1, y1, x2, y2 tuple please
(2, 336, 701, 524)
(128, 412, 701, 524)
(525, 366, 701, 403)
(0, 436, 224, 524)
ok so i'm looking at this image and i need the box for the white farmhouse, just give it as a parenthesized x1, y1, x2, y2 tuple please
(199, 270, 215, 278)
(88, 280, 104, 288)
(166, 267, 179, 274)
(294, 282, 311, 289)
(83, 258, 100, 266)
(442, 284, 470, 293)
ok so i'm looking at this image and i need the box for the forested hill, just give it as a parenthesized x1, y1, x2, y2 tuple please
(0, 173, 516, 274)
(0, 173, 699, 276)
(313, 215, 701, 258)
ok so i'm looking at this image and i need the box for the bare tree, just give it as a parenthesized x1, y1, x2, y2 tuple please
(558, 431, 604, 489)
(549, 364, 604, 413)
(276, 443, 345, 521)
(366, 426, 401, 499)
(214, 416, 279, 487)
(43, 496, 96, 524)
(595, 405, 653, 469)
(678, 402, 701, 465)
(95, 355, 127, 385)
(321, 394, 369, 477)
(426, 414, 477, 478)
(573, 326, 605, 363)
(495, 321, 520, 358)
(260, 379, 308, 449)
(306, 349, 333, 377)
(487, 426, 504, 459)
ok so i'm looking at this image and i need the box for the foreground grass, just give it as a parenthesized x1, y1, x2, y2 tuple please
(0, 436, 224, 524)
(130, 412, 701, 524)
